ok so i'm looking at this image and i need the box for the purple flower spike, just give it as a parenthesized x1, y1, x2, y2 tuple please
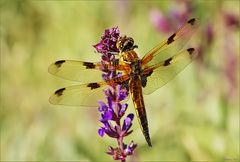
(149, 1, 192, 34)
(93, 27, 120, 56)
(93, 27, 137, 161)
(205, 23, 214, 45)
(149, 8, 171, 33)
(224, 12, 240, 29)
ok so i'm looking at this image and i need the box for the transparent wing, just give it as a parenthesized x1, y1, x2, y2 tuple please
(142, 48, 198, 95)
(141, 18, 199, 67)
(48, 60, 104, 83)
(49, 75, 130, 107)
(50, 83, 107, 107)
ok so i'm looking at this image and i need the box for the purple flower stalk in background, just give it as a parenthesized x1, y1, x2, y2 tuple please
(223, 12, 240, 29)
(150, 8, 172, 33)
(222, 12, 239, 100)
(149, 0, 239, 105)
(93, 27, 137, 161)
(149, 0, 192, 34)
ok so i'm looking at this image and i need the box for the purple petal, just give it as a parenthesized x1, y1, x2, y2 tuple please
(124, 141, 137, 155)
(104, 110, 113, 121)
(102, 73, 109, 81)
(127, 113, 134, 120)
(109, 54, 115, 62)
(107, 96, 113, 108)
(122, 113, 134, 131)
(119, 103, 128, 116)
(93, 43, 107, 54)
(118, 85, 128, 101)
(109, 71, 117, 79)
(100, 121, 118, 138)
(93, 42, 102, 50)
(128, 141, 137, 150)
(224, 12, 240, 28)
(104, 88, 110, 96)
(205, 23, 214, 45)
(124, 118, 131, 127)
(98, 100, 108, 112)
(105, 126, 118, 138)
(98, 128, 105, 137)
(99, 109, 113, 122)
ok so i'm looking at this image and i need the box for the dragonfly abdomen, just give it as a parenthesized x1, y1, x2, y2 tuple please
(130, 77, 152, 147)
(136, 106, 152, 147)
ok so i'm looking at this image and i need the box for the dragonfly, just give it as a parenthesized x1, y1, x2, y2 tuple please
(49, 18, 199, 147)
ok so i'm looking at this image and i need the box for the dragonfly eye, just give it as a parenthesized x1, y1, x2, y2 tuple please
(116, 41, 122, 50)
(122, 37, 134, 52)
(116, 36, 125, 50)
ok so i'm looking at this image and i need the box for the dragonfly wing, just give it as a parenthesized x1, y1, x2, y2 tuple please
(48, 60, 104, 83)
(49, 75, 130, 107)
(141, 18, 199, 67)
(50, 83, 107, 107)
(142, 48, 197, 95)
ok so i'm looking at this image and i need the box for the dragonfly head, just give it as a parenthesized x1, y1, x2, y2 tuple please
(117, 36, 137, 52)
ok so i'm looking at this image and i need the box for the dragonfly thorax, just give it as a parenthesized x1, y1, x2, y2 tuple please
(131, 60, 142, 76)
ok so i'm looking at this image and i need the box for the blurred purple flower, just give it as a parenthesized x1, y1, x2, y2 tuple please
(205, 23, 214, 45)
(149, 0, 238, 105)
(93, 27, 137, 161)
(196, 22, 215, 64)
(222, 11, 239, 100)
(224, 48, 237, 99)
(150, 8, 172, 33)
(149, 0, 192, 34)
(171, 0, 192, 23)
(223, 12, 240, 29)
(223, 26, 237, 100)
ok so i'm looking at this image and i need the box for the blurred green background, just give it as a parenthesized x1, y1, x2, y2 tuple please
(1, 0, 239, 161)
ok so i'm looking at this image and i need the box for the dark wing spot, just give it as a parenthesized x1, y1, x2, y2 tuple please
(55, 88, 65, 96)
(55, 60, 65, 68)
(87, 82, 101, 89)
(187, 18, 196, 25)
(187, 48, 195, 55)
(163, 57, 172, 66)
(83, 62, 96, 69)
(167, 33, 176, 45)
